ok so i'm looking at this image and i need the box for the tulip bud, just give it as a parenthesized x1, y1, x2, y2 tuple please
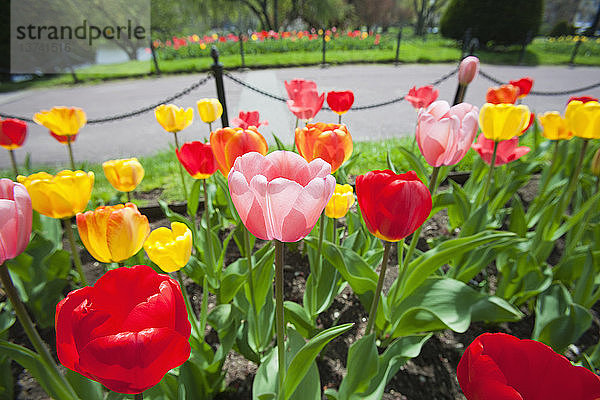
(591, 148, 600, 177)
(458, 56, 479, 85)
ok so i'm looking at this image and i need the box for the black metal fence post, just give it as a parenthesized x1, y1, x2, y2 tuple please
(211, 46, 229, 127)
(321, 30, 327, 66)
(394, 26, 403, 65)
(238, 32, 246, 68)
(150, 38, 161, 75)
(468, 38, 479, 56)
(461, 28, 472, 57)
(518, 30, 533, 65)
(569, 37, 583, 66)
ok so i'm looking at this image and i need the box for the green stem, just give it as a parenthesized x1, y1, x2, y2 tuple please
(0, 265, 78, 399)
(176, 270, 202, 339)
(173, 132, 188, 199)
(126, 191, 132, 203)
(538, 140, 560, 198)
(400, 166, 439, 277)
(482, 141, 499, 204)
(317, 212, 325, 274)
(134, 393, 143, 400)
(9, 149, 19, 178)
(428, 166, 441, 194)
(63, 218, 87, 285)
(66, 136, 76, 170)
(292, 117, 299, 152)
(561, 139, 589, 215)
(333, 217, 338, 246)
(244, 227, 260, 345)
(365, 241, 392, 334)
(387, 238, 405, 308)
(199, 275, 209, 338)
(338, 114, 342, 124)
(202, 179, 214, 267)
(275, 240, 286, 399)
(208, 122, 213, 137)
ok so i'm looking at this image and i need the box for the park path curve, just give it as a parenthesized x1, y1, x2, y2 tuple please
(1, 63, 599, 169)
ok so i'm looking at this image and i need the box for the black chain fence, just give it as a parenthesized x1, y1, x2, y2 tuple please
(0, 74, 213, 124)
(479, 69, 600, 96)
(3, 66, 600, 125)
(223, 67, 459, 111)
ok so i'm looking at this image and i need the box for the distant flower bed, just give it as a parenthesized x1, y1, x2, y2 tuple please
(151, 29, 406, 61)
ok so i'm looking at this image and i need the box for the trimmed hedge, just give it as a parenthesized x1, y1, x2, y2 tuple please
(440, 0, 543, 46)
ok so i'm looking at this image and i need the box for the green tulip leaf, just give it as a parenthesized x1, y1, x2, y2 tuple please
(283, 323, 354, 400)
(390, 278, 522, 338)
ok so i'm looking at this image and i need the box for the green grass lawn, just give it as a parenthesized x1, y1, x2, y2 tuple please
(1, 124, 547, 207)
(2, 35, 598, 93)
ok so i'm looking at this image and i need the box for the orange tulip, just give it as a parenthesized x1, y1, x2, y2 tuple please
(295, 123, 353, 173)
(210, 126, 268, 175)
(486, 84, 519, 105)
(76, 203, 150, 263)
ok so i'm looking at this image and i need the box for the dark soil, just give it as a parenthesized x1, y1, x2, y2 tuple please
(6, 176, 600, 399)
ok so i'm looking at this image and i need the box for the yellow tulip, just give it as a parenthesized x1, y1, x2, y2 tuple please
(143, 222, 192, 273)
(102, 158, 145, 192)
(154, 104, 194, 133)
(33, 106, 87, 136)
(538, 112, 573, 140)
(197, 98, 223, 124)
(479, 103, 531, 141)
(17, 170, 94, 219)
(325, 184, 355, 219)
(565, 100, 600, 139)
(76, 203, 150, 263)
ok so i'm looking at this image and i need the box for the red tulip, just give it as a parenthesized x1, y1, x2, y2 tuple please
(509, 77, 534, 99)
(55, 265, 191, 394)
(405, 85, 439, 110)
(0, 179, 32, 264)
(472, 133, 530, 166)
(176, 141, 218, 179)
(326, 91, 355, 115)
(568, 95, 598, 105)
(50, 131, 78, 144)
(458, 333, 600, 400)
(232, 111, 268, 129)
(486, 84, 519, 104)
(0, 119, 27, 150)
(355, 170, 432, 242)
(285, 79, 325, 120)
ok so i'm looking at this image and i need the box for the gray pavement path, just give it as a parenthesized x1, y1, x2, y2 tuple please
(1, 63, 600, 169)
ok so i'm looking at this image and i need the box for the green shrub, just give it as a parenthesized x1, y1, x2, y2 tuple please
(440, 0, 543, 47)
(548, 20, 577, 37)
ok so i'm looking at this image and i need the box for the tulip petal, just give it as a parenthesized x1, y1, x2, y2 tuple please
(106, 207, 149, 262)
(266, 177, 304, 241)
(79, 327, 190, 394)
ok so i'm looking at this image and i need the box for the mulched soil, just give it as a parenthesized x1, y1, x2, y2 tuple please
(6, 177, 600, 399)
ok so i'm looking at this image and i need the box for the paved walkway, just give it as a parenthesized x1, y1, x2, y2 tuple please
(1, 63, 600, 169)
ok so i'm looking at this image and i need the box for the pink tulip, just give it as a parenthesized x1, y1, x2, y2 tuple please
(228, 151, 335, 242)
(232, 111, 268, 130)
(405, 85, 439, 110)
(285, 79, 325, 120)
(472, 134, 530, 166)
(416, 100, 479, 167)
(0, 179, 32, 264)
(458, 56, 480, 85)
